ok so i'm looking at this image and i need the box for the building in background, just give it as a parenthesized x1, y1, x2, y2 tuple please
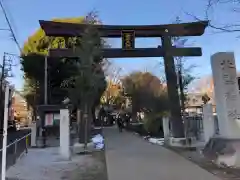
(186, 75, 240, 115)
(12, 91, 31, 126)
(185, 92, 216, 115)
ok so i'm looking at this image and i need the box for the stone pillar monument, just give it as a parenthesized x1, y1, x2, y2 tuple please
(203, 52, 240, 167)
(162, 117, 170, 140)
(60, 109, 70, 159)
(30, 122, 37, 147)
(211, 52, 240, 138)
(202, 103, 215, 143)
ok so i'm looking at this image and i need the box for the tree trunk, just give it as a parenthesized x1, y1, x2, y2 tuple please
(178, 69, 187, 139)
(91, 106, 96, 125)
(178, 70, 185, 112)
(77, 108, 85, 144)
(77, 104, 92, 147)
(83, 104, 88, 150)
(132, 100, 138, 122)
(83, 104, 92, 151)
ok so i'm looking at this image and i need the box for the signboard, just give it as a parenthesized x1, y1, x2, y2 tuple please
(53, 113, 60, 120)
(45, 113, 60, 126)
(122, 30, 135, 50)
(53, 113, 60, 126)
(45, 114, 54, 126)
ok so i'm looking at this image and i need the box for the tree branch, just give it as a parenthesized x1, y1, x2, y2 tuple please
(188, 0, 240, 33)
(185, 11, 240, 32)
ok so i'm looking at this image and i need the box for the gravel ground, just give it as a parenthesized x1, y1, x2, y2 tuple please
(6, 147, 108, 180)
(166, 146, 240, 180)
(75, 151, 108, 180)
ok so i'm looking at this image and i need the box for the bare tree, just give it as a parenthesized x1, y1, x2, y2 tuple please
(187, 0, 240, 32)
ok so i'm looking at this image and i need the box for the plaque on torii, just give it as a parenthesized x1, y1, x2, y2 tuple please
(39, 20, 208, 137)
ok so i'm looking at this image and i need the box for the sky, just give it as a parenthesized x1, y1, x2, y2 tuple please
(0, 0, 239, 91)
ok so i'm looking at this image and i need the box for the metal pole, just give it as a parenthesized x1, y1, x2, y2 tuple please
(44, 55, 48, 104)
(0, 53, 5, 90)
(1, 84, 9, 180)
(14, 140, 17, 163)
(39, 55, 48, 146)
(0, 53, 6, 130)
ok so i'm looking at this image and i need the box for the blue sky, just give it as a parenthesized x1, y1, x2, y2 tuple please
(0, 0, 239, 90)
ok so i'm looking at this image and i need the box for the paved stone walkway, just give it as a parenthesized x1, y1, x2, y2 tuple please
(6, 147, 107, 180)
(104, 127, 221, 180)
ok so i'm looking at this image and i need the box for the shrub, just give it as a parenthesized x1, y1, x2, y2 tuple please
(143, 113, 163, 137)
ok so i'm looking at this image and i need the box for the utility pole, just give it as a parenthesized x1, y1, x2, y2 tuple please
(0, 54, 6, 131)
(0, 52, 14, 93)
(41, 51, 49, 147)
(1, 84, 9, 180)
(0, 52, 13, 130)
(0, 53, 6, 96)
(44, 55, 48, 104)
(44, 43, 53, 105)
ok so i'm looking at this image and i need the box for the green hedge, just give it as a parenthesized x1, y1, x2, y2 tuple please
(143, 113, 164, 137)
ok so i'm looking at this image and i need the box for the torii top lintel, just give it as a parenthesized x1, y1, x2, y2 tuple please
(39, 20, 208, 38)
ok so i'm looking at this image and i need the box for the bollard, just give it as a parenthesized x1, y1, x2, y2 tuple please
(25, 136, 29, 153)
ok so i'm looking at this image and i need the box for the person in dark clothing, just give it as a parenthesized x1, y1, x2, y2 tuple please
(99, 106, 106, 126)
(116, 113, 124, 132)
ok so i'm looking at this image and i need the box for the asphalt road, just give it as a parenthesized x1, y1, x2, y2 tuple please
(103, 127, 221, 180)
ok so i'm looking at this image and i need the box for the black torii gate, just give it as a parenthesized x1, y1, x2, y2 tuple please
(39, 20, 208, 138)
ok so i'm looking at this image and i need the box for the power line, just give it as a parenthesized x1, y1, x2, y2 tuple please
(2, 2, 19, 38)
(0, 0, 21, 53)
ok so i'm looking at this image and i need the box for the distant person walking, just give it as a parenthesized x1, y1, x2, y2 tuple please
(117, 114, 123, 132)
(117, 109, 125, 132)
(99, 106, 106, 126)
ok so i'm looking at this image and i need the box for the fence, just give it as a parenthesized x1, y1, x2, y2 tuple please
(183, 114, 220, 140)
(213, 115, 220, 135)
(0, 132, 31, 169)
(184, 115, 204, 140)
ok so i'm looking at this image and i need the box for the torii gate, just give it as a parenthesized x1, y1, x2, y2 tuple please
(39, 20, 208, 138)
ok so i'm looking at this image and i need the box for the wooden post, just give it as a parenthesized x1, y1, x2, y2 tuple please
(161, 31, 184, 138)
